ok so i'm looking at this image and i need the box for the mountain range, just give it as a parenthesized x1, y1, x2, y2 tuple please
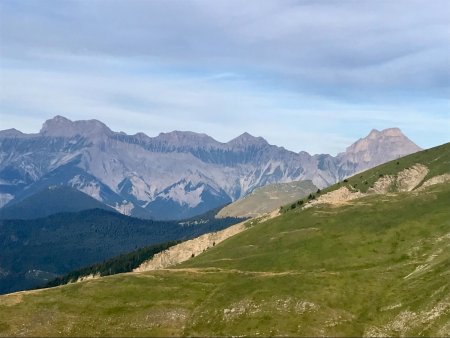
(0, 116, 421, 220)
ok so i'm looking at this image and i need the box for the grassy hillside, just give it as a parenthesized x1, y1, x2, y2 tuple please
(332, 141, 450, 193)
(282, 142, 450, 211)
(0, 143, 449, 336)
(217, 180, 317, 218)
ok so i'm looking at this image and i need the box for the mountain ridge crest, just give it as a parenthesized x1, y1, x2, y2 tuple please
(0, 115, 422, 220)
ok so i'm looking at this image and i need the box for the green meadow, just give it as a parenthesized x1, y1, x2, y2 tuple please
(1, 144, 449, 336)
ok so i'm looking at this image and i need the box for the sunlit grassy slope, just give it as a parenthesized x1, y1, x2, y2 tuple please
(336, 141, 450, 192)
(0, 143, 449, 336)
(282, 142, 450, 210)
(217, 180, 317, 218)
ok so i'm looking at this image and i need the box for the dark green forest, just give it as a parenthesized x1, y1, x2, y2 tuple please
(0, 208, 243, 294)
(43, 241, 180, 288)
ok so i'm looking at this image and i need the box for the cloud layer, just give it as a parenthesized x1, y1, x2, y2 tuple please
(1, 0, 449, 154)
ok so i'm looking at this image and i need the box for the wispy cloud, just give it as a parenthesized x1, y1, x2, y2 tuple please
(0, 0, 449, 154)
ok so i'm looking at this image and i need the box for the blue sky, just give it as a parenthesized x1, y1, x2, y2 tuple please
(0, 0, 449, 155)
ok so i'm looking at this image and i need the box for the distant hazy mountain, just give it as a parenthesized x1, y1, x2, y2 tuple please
(0, 186, 116, 220)
(0, 116, 421, 220)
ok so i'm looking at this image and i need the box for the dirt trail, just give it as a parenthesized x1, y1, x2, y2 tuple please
(0, 288, 44, 304)
(0, 293, 23, 306)
(134, 209, 280, 272)
(150, 267, 303, 276)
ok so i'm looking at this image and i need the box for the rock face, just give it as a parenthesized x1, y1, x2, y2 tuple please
(0, 116, 421, 220)
(134, 209, 280, 272)
(134, 220, 248, 272)
(304, 163, 430, 209)
(337, 128, 421, 174)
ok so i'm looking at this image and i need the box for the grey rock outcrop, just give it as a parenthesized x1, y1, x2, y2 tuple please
(0, 116, 421, 220)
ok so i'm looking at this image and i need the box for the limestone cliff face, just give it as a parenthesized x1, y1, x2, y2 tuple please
(336, 128, 421, 175)
(0, 116, 421, 220)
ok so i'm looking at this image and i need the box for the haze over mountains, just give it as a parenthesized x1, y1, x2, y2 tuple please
(0, 186, 116, 220)
(0, 116, 421, 220)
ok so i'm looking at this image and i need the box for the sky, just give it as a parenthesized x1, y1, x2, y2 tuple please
(0, 0, 449, 155)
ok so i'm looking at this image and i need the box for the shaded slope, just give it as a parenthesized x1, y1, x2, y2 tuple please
(0, 209, 242, 294)
(3, 161, 153, 219)
(43, 206, 246, 287)
(43, 241, 180, 288)
(0, 186, 115, 220)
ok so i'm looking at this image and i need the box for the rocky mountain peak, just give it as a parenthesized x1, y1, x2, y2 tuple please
(367, 129, 381, 139)
(40, 115, 72, 133)
(228, 132, 268, 147)
(0, 116, 425, 219)
(346, 128, 419, 154)
(380, 127, 403, 137)
(338, 127, 421, 172)
(156, 131, 218, 148)
(40, 115, 112, 138)
(367, 128, 404, 139)
(0, 128, 25, 138)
